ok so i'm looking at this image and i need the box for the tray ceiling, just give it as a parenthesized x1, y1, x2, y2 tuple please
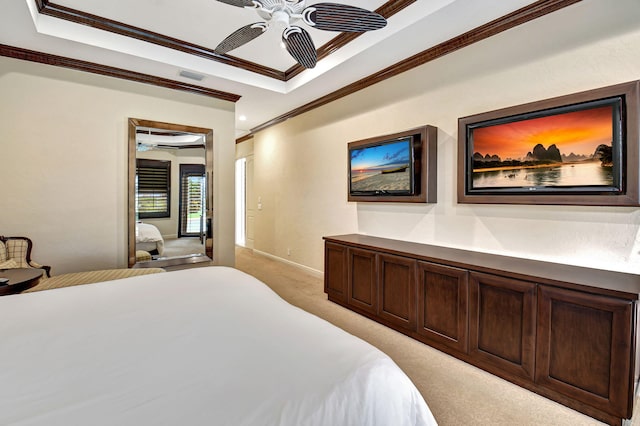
(0, 0, 577, 137)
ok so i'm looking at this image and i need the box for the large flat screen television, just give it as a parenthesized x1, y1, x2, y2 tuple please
(349, 136, 416, 197)
(464, 96, 624, 195)
(457, 80, 640, 206)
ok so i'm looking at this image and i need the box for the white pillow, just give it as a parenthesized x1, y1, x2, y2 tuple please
(0, 259, 18, 269)
(0, 241, 6, 262)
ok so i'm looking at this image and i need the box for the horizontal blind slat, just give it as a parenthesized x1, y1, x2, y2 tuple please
(136, 159, 170, 218)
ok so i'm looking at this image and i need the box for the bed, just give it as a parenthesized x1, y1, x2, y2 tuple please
(136, 221, 164, 255)
(0, 266, 437, 426)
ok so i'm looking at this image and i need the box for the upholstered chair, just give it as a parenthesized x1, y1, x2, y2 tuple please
(0, 236, 51, 277)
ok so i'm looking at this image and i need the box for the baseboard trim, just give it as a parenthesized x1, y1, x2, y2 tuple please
(252, 249, 323, 278)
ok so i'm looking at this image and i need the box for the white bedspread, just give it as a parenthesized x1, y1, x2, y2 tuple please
(0, 267, 437, 426)
(136, 222, 164, 254)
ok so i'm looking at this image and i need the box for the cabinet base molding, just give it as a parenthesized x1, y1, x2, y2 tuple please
(324, 234, 640, 426)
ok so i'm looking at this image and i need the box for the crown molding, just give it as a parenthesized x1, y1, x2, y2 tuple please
(240, 0, 581, 141)
(35, 0, 285, 80)
(35, 0, 415, 82)
(283, 0, 416, 80)
(15, 0, 583, 142)
(0, 44, 241, 102)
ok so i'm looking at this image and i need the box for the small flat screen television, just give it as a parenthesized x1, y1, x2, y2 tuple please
(349, 136, 416, 196)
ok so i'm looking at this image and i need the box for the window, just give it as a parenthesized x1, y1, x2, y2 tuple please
(136, 159, 170, 218)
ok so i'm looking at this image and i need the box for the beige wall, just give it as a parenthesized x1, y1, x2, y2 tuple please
(245, 0, 640, 274)
(0, 56, 236, 274)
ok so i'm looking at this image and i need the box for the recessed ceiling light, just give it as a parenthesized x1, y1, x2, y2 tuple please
(239, 115, 247, 121)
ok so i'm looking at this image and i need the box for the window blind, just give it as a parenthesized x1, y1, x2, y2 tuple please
(136, 159, 171, 218)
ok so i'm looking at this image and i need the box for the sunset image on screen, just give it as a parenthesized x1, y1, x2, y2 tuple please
(473, 106, 613, 160)
(470, 104, 616, 189)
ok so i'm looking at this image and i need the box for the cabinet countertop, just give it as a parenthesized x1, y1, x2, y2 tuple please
(324, 234, 640, 300)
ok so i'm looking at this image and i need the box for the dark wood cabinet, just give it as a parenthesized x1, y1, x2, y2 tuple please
(536, 285, 634, 419)
(469, 272, 536, 381)
(324, 234, 640, 425)
(417, 261, 468, 353)
(377, 253, 416, 331)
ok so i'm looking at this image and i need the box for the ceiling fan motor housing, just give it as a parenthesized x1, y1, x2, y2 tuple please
(271, 10, 292, 28)
(257, 0, 306, 16)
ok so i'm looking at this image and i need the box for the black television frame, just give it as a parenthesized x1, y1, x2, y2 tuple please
(347, 125, 437, 203)
(457, 80, 640, 206)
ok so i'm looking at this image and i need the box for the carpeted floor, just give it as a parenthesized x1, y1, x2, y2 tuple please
(234, 247, 625, 426)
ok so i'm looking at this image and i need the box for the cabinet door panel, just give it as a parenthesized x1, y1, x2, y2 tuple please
(324, 242, 347, 302)
(347, 248, 377, 314)
(536, 286, 633, 418)
(469, 272, 536, 380)
(417, 262, 468, 353)
(377, 254, 416, 331)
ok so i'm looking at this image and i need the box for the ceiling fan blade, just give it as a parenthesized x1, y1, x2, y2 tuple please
(214, 22, 267, 55)
(283, 26, 317, 69)
(302, 3, 387, 32)
(215, 0, 258, 8)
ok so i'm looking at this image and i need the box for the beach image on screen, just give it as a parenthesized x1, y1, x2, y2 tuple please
(470, 104, 615, 189)
(350, 139, 411, 192)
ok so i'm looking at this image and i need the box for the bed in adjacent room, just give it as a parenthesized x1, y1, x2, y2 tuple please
(0, 266, 437, 426)
(135, 221, 164, 255)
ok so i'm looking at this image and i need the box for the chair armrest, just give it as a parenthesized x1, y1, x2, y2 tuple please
(29, 261, 51, 277)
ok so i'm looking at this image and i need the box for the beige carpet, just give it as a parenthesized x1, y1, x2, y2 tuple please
(234, 247, 627, 426)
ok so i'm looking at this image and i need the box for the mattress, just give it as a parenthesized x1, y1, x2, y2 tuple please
(0, 266, 437, 426)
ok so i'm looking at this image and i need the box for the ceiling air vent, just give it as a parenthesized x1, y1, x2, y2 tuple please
(179, 70, 205, 81)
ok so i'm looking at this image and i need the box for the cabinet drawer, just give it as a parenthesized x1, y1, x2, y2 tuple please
(536, 285, 633, 418)
(469, 272, 537, 381)
(324, 242, 347, 302)
(347, 247, 377, 315)
(417, 262, 469, 353)
(377, 254, 416, 331)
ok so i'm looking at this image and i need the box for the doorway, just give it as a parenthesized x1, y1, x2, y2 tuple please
(179, 164, 206, 239)
(235, 158, 246, 246)
(235, 156, 255, 249)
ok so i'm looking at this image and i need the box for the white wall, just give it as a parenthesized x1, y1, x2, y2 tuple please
(0, 56, 236, 274)
(245, 0, 640, 274)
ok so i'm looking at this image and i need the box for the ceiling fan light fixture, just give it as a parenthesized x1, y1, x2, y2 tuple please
(271, 10, 291, 28)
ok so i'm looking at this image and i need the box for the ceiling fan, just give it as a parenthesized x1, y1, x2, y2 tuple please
(136, 130, 205, 151)
(214, 0, 387, 69)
